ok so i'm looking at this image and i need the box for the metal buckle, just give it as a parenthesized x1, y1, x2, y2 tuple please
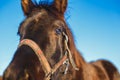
(63, 59, 70, 74)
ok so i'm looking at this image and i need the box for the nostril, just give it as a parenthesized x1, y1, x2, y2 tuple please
(17, 69, 31, 80)
(23, 69, 29, 80)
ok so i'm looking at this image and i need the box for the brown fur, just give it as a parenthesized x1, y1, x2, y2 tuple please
(0, 76, 2, 80)
(3, 0, 120, 80)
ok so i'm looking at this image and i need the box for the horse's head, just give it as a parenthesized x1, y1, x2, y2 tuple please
(18, 0, 68, 66)
(3, 0, 76, 80)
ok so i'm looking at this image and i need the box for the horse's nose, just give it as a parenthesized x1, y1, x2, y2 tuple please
(17, 69, 30, 80)
(3, 68, 31, 80)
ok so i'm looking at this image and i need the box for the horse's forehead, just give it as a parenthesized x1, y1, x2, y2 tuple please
(19, 10, 48, 33)
(18, 10, 48, 38)
(22, 10, 48, 27)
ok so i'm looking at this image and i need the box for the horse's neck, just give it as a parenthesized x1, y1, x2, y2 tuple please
(74, 50, 86, 69)
(71, 50, 85, 77)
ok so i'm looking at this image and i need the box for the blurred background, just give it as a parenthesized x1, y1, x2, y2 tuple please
(0, 0, 120, 76)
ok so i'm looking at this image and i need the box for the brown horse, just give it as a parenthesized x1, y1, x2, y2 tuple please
(3, 0, 120, 80)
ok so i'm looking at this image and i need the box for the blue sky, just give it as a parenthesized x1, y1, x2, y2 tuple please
(0, 0, 120, 75)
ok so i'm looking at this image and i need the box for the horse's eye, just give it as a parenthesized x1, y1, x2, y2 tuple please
(55, 28, 63, 35)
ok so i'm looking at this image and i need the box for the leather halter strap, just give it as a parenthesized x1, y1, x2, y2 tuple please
(19, 39, 51, 76)
(18, 32, 79, 80)
(18, 39, 67, 80)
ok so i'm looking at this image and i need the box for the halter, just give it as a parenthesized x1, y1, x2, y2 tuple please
(18, 32, 79, 80)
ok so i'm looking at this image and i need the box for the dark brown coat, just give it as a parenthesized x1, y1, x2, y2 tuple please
(3, 0, 120, 80)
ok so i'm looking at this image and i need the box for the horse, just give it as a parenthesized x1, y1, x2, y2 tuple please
(3, 0, 120, 80)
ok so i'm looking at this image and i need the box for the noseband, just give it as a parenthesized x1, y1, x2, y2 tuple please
(18, 32, 79, 80)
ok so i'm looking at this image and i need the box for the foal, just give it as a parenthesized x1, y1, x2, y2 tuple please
(3, 0, 120, 80)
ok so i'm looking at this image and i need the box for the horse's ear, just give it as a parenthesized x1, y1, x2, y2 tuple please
(21, 0, 35, 16)
(54, 0, 68, 14)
